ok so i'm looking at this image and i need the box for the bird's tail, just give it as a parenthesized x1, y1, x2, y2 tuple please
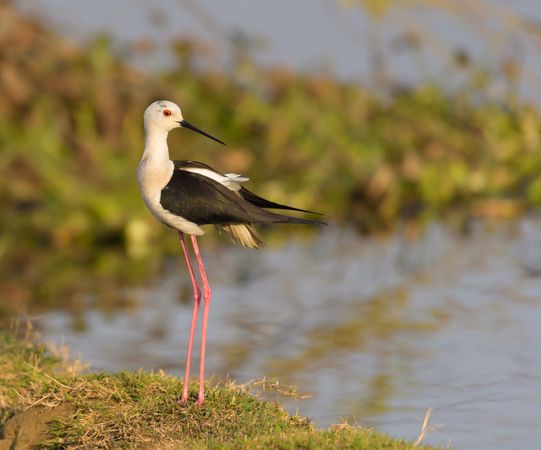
(265, 213, 327, 226)
(219, 224, 264, 249)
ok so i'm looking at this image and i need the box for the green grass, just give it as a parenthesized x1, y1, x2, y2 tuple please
(0, 328, 434, 449)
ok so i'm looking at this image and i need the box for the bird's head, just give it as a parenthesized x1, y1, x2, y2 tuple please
(143, 100, 225, 145)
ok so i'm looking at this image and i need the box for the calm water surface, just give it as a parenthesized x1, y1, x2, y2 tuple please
(38, 220, 541, 450)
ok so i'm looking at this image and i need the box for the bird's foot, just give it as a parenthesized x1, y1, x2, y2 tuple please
(195, 395, 204, 406)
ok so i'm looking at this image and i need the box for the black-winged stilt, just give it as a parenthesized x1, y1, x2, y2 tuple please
(138, 100, 323, 405)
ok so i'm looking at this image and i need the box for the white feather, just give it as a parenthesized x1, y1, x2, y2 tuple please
(182, 167, 249, 192)
(225, 173, 249, 182)
(220, 224, 263, 248)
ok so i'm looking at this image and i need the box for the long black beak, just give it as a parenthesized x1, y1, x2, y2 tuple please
(179, 120, 226, 146)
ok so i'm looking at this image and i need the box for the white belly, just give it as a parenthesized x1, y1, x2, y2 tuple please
(137, 159, 204, 235)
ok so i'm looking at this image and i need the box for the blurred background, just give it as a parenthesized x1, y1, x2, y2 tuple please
(2, 0, 541, 447)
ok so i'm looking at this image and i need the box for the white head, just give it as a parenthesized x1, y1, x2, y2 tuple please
(143, 99, 225, 145)
(144, 100, 183, 133)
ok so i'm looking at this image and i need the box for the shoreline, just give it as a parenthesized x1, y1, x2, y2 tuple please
(0, 329, 434, 449)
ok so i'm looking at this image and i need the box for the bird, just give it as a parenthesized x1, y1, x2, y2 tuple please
(137, 100, 324, 405)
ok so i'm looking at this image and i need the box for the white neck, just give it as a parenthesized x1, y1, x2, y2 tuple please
(142, 128, 170, 165)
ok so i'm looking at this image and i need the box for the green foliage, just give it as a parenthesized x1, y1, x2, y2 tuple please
(1, 3, 540, 312)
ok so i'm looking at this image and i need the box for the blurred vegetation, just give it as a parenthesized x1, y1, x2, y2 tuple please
(1, 0, 541, 315)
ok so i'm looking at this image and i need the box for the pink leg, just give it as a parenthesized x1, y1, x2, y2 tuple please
(178, 232, 201, 403)
(191, 235, 211, 405)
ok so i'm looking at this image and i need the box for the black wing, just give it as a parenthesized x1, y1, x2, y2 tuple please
(160, 167, 321, 226)
(238, 187, 322, 215)
(173, 160, 323, 215)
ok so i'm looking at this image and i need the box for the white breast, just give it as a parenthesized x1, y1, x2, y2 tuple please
(137, 159, 204, 235)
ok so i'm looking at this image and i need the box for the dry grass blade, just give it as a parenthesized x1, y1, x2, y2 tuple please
(414, 407, 433, 446)
(23, 362, 75, 390)
(242, 377, 313, 400)
(46, 339, 88, 375)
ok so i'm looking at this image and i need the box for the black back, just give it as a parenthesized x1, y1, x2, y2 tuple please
(160, 162, 322, 226)
(172, 160, 321, 214)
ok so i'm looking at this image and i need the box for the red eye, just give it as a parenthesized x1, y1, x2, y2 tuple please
(163, 109, 172, 117)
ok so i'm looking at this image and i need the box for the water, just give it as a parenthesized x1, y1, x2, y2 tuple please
(37, 220, 541, 449)
(18, 0, 541, 105)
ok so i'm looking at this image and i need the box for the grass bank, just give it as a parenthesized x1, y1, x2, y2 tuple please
(0, 329, 434, 449)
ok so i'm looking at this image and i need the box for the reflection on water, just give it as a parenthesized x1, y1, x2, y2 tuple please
(38, 220, 541, 450)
